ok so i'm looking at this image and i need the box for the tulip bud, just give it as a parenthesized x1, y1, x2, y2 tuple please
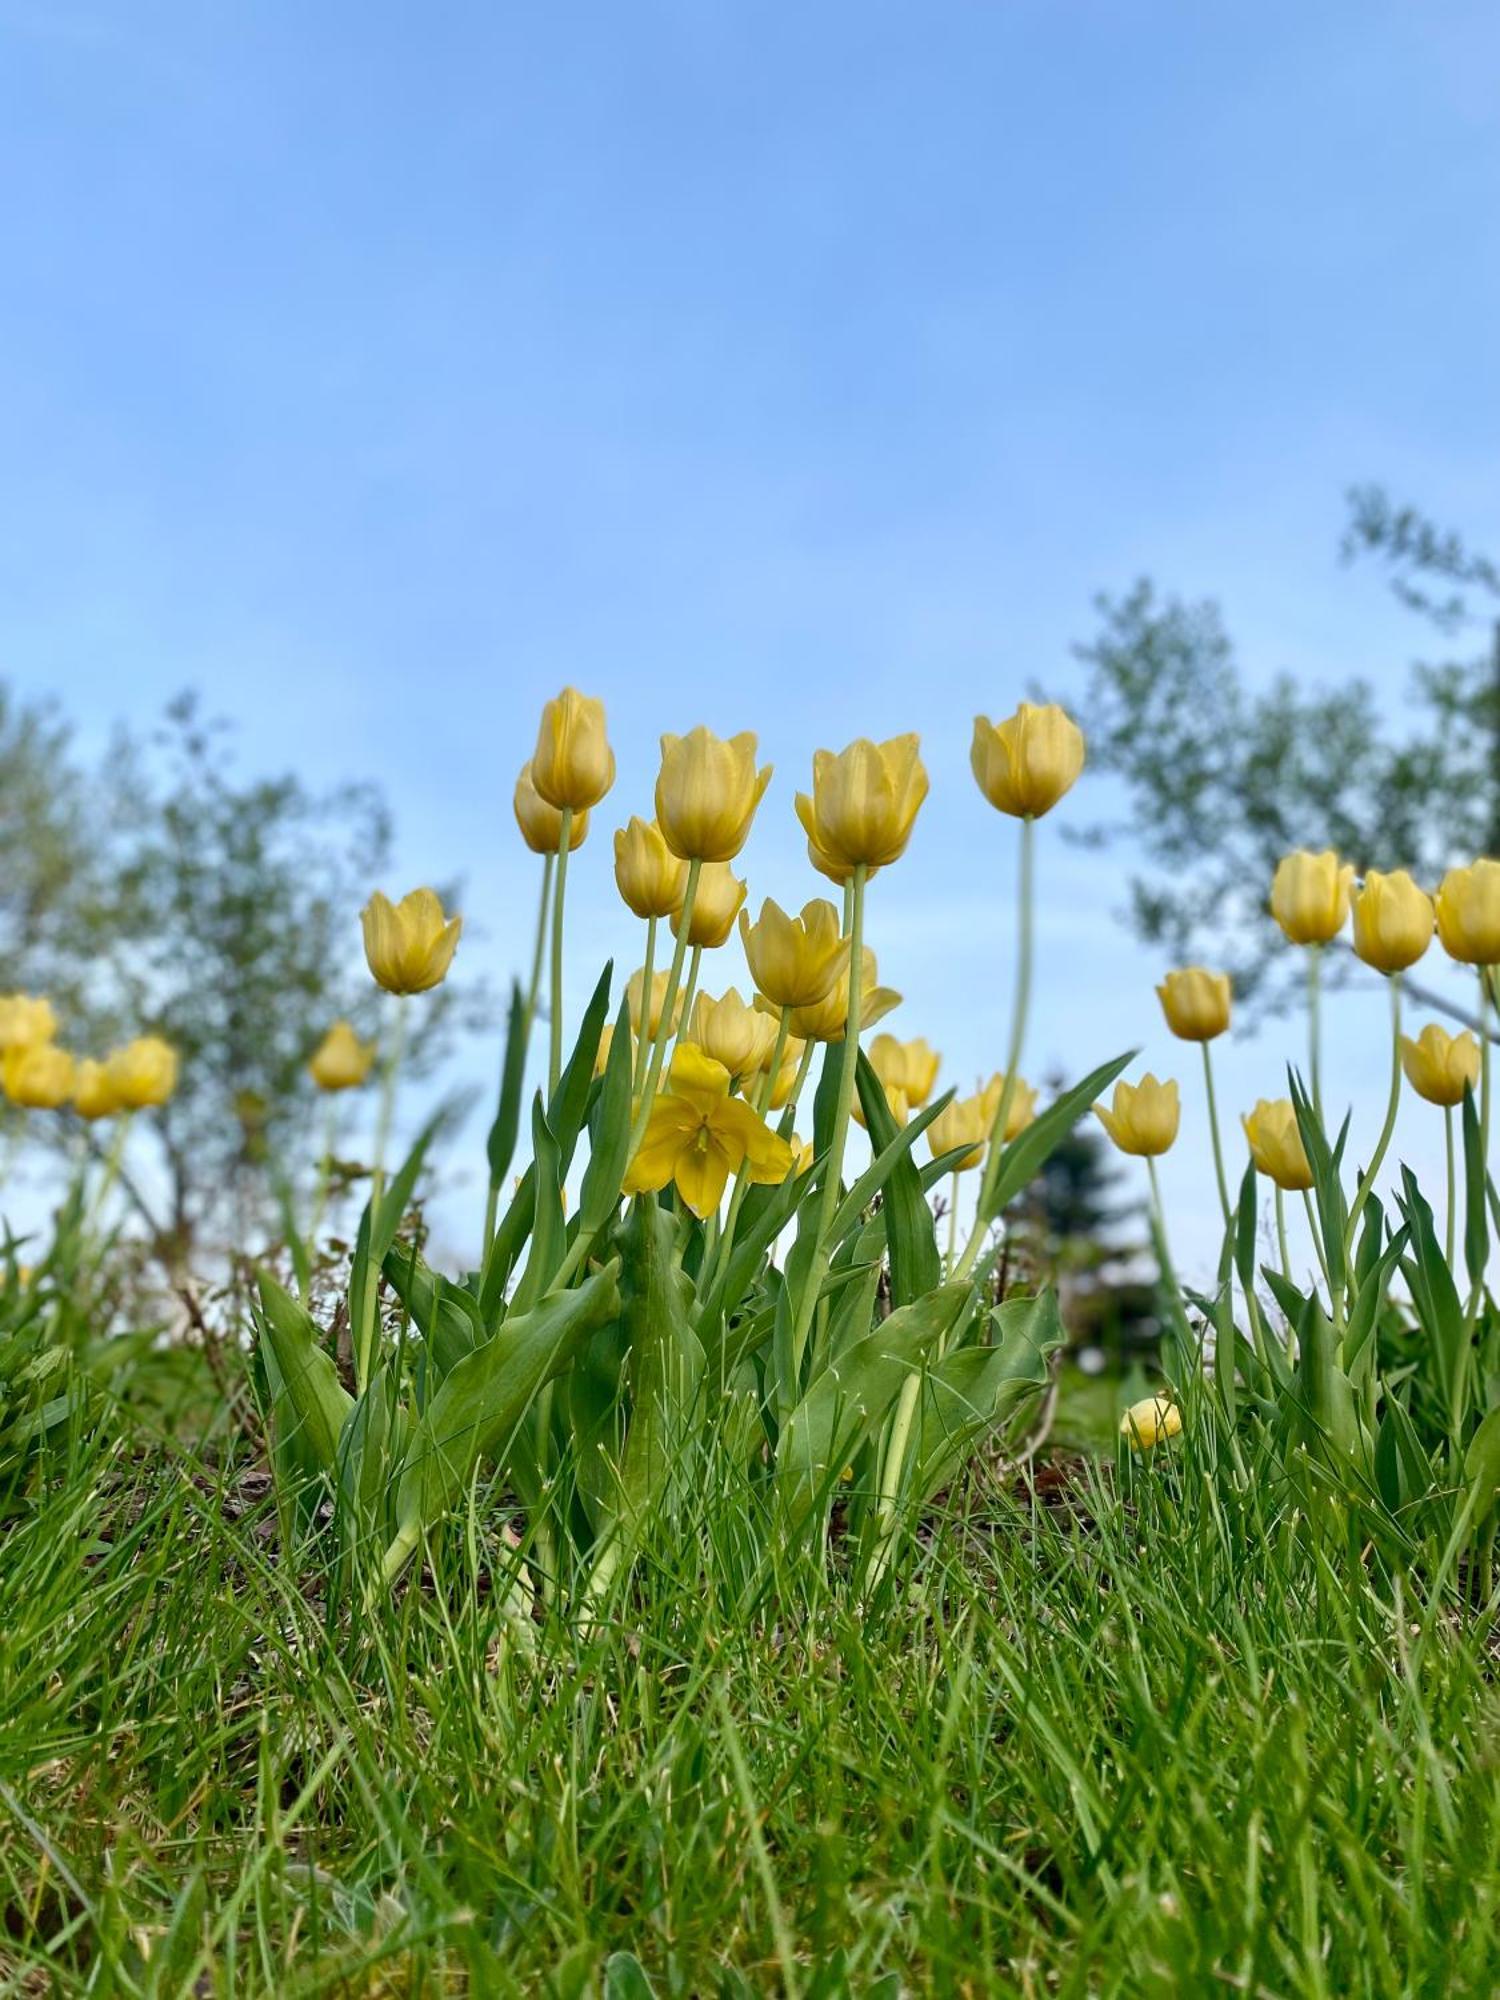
(72, 1058, 123, 1121)
(671, 861, 747, 949)
(1399, 1023, 1480, 1107)
(309, 1020, 377, 1092)
(1120, 1395, 1182, 1449)
(513, 761, 589, 856)
(852, 1079, 909, 1131)
(3, 1043, 75, 1109)
(868, 1033, 942, 1110)
(739, 898, 847, 1010)
(530, 687, 616, 812)
(970, 703, 1085, 819)
(655, 727, 772, 862)
(781, 947, 900, 1043)
(685, 988, 780, 1085)
(1242, 1098, 1313, 1192)
(0, 994, 57, 1052)
(1156, 968, 1231, 1043)
(1270, 849, 1355, 946)
(361, 888, 463, 995)
(106, 1036, 179, 1110)
(926, 1092, 990, 1172)
(613, 817, 689, 920)
(794, 735, 929, 872)
(1094, 1074, 1180, 1157)
(763, 1036, 807, 1109)
(626, 968, 683, 1041)
(1351, 869, 1433, 974)
(1435, 859, 1500, 966)
(981, 1070, 1039, 1142)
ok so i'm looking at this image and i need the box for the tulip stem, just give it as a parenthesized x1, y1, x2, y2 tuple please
(1301, 1187, 1333, 1306)
(357, 996, 407, 1396)
(1274, 1184, 1292, 1274)
(945, 1171, 960, 1275)
(486, 855, 555, 1255)
(1201, 1042, 1233, 1230)
(548, 813, 574, 1096)
(633, 915, 658, 1095)
(1462, 967, 1493, 1337)
(708, 1011, 791, 1295)
(677, 946, 704, 1044)
(1345, 974, 1402, 1265)
(1445, 1104, 1457, 1269)
(1307, 944, 1324, 1130)
(783, 1036, 816, 1117)
(631, 859, 702, 1157)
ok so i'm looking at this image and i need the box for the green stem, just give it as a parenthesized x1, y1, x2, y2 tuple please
(1201, 1040, 1232, 1229)
(632, 914, 658, 1096)
(1302, 1186, 1333, 1304)
(1344, 974, 1402, 1265)
(486, 855, 555, 1254)
(1275, 1185, 1292, 1284)
(1445, 1104, 1457, 1270)
(708, 1011, 791, 1295)
(955, 815, 1034, 1279)
(782, 1036, 816, 1119)
(945, 1171, 960, 1276)
(1462, 967, 1493, 1338)
(548, 813, 574, 1095)
(630, 859, 702, 1155)
(356, 995, 407, 1395)
(677, 945, 704, 1043)
(1307, 944, 1324, 1131)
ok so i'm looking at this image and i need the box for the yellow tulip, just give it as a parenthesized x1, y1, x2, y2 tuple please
(981, 1070, 1039, 1141)
(1399, 1023, 1481, 1108)
(594, 1022, 633, 1078)
(1242, 1098, 1313, 1192)
(1156, 968, 1231, 1042)
(613, 817, 688, 920)
(530, 687, 616, 812)
(852, 1079, 909, 1131)
(361, 888, 462, 995)
(0, 994, 57, 1051)
(3, 1043, 75, 1109)
(739, 897, 847, 1010)
(309, 1021, 377, 1092)
(106, 1036, 179, 1109)
(970, 702, 1085, 819)
(926, 1093, 990, 1173)
(794, 735, 929, 871)
(626, 968, 683, 1041)
(763, 1036, 807, 1109)
(869, 1033, 941, 1108)
(1094, 1075, 1180, 1157)
(781, 946, 900, 1043)
(685, 988, 780, 1084)
(72, 1058, 123, 1121)
(513, 761, 589, 856)
(787, 1135, 815, 1178)
(623, 1043, 793, 1216)
(1435, 860, 1500, 966)
(1351, 869, 1433, 974)
(655, 727, 772, 862)
(670, 861, 747, 949)
(804, 831, 878, 889)
(1120, 1395, 1182, 1449)
(1270, 849, 1354, 946)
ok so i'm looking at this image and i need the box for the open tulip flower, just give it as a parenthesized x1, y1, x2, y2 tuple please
(1157, 967, 1231, 1042)
(0, 994, 58, 1052)
(781, 946, 900, 1043)
(1120, 1395, 1182, 1449)
(852, 1079, 909, 1130)
(624, 1043, 793, 1216)
(1242, 1098, 1314, 1192)
(670, 861, 747, 949)
(868, 1033, 940, 1109)
(514, 761, 590, 856)
(3, 1042, 76, 1110)
(1095, 1074, 1180, 1157)
(1400, 1023, 1480, 1107)
(655, 727, 772, 862)
(926, 1092, 990, 1172)
(739, 898, 847, 1010)
(1351, 869, 1433, 974)
(72, 1058, 124, 1121)
(530, 687, 616, 813)
(309, 1021, 377, 1093)
(626, 968, 683, 1041)
(794, 735, 929, 872)
(614, 817, 688, 920)
(970, 702, 1085, 819)
(1435, 859, 1500, 966)
(1271, 849, 1354, 946)
(362, 889, 463, 995)
(686, 988, 780, 1086)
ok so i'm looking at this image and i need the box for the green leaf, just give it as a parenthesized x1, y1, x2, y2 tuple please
(349, 1103, 448, 1354)
(609, 1198, 705, 1534)
(852, 1052, 942, 1306)
(1464, 1406, 1500, 1522)
(256, 1273, 354, 1480)
(907, 1290, 1061, 1504)
(577, 997, 635, 1235)
(511, 1096, 566, 1313)
(1463, 1082, 1489, 1294)
(1396, 1167, 1467, 1431)
(381, 1249, 484, 1385)
(485, 980, 530, 1189)
(983, 1053, 1134, 1219)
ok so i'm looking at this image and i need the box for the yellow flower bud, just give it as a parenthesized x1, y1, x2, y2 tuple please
(970, 702, 1085, 819)
(0, 994, 57, 1051)
(1399, 1023, 1480, 1108)
(1435, 859, 1500, 966)
(1351, 869, 1433, 974)
(530, 687, 615, 812)
(1094, 1074, 1179, 1157)
(513, 761, 589, 856)
(1242, 1098, 1313, 1192)
(1156, 968, 1231, 1042)
(739, 897, 847, 1010)
(852, 1080, 909, 1131)
(1270, 849, 1354, 946)
(72, 1058, 123, 1121)
(926, 1092, 990, 1172)
(361, 888, 462, 995)
(685, 987, 780, 1084)
(763, 1036, 807, 1109)
(781, 947, 900, 1043)
(794, 735, 929, 872)
(981, 1070, 1039, 1141)
(106, 1036, 179, 1109)
(309, 1020, 377, 1092)
(626, 968, 682, 1041)
(1120, 1395, 1181, 1449)
(655, 727, 772, 862)
(868, 1033, 941, 1108)
(3, 1043, 75, 1109)
(671, 861, 747, 950)
(613, 817, 688, 921)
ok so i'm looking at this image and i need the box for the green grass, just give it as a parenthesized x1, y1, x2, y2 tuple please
(3, 1396, 1498, 1998)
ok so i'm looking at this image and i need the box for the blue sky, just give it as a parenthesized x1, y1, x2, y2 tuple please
(3, 2, 1499, 1271)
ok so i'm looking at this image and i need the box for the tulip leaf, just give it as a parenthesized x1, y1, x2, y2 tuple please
(381, 1248, 484, 1386)
(907, 1289, 1061, 1506)
(693, 1162, 810, 1367)
(511, 1096, 566, 1313)
(850, 1053, 943, 1307)
(982, 1053, 1134, 1220)
(1396, 1167, 1466, 1431)
(553, 964, 614, 1173)
(1462, 1082, 1489, 1294)
(349, 1103, 448, 1361)
(1233, 1159, 1258, 1301)
(1292, 1289, 1360, 1462)
(577, 997, 635, 1235)
(1290, 1072, 1348, 1302)
(257, 1272, 354, 1484)
(337, 1366, 401, 1560)
(608, 1196, 704, 1536)
(484, 980, 530, 1190)
(1464, 1406, 1500, 1521)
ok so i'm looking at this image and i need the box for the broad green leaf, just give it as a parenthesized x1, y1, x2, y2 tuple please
(907, 1290, 1061, 1505)
(610, 1198, 705, 1533)
(577, 997, 636, 1235)
(1396, 1167, 1467, 1431)
(382, 1249, 484, 1383)
(852, 1052, 942, 1306)
(257, 1273, 354, 1480)
(484, 980, 530, 1189)
(1463, 1083, 1489, 1293)
(983, 1053, 1134, 1218)
(1465, 1405, 1500, 1521)
(511, 1097, 566, 1312)
(349, 1103, 448, 1355)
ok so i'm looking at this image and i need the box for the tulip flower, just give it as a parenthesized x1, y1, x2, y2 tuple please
(926, 1093, 990, 1173)
(624, 1043, 793, 1216)
(309, 1021, 376, 1093)
(614, 817, 689, 921)
(969, 703, 1085, 820)
(1156, 968, 1231, 1042)
(685, 988, 780, 1086)
(626, 968, 684, 1042)
(782, 946, 901, 1043)
(787, 1136, 815, 1178)
(1435, 860, 1500, 966)
(3, 1043, 75, 1110)
(670, 861, 747, 950)
(852, 1079, 909, 1131)
(1400, 1023, 1480, 1108)
(1120, 1395, 1182, 1449)
(513, 761, 589, 856)
(530, 687, 616, 812)
(0, 994, 57, 1052)
(106, 1036, 179, 1110)
(362, 889, 462, 995)
(1351, 869, 1433, 973)
(1094, 1075, 1180, 1157)
(981, 1070, 1038, 1143)
(1242, 1098, 1314, 1192)
(739, 898, 847, 1010)
(869, 1033, 941, 1109)
(72, 1058, 123, 1121)
(763, 1036, 808, 1110)
(655, 727, 772, 863)
(1270, 849, 1355, 946)
(794, 735, 929, 872)
(594, 1022, 633, 1079)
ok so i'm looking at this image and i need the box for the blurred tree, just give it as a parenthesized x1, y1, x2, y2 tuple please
(1071, 487, 1500, 1027)
(2, 687, 484, 1269)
